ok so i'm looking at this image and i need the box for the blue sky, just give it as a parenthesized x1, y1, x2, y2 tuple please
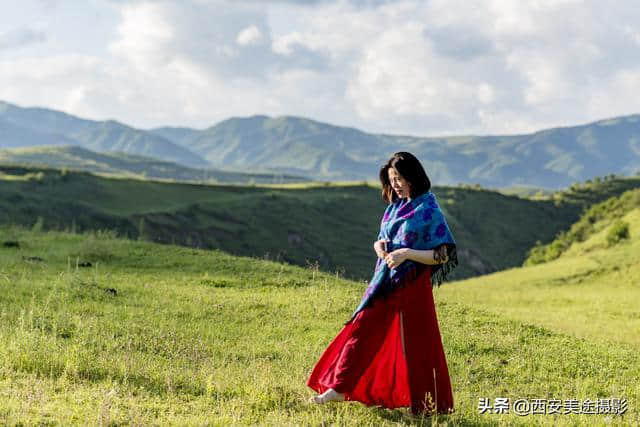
(1, 0, 640, 136)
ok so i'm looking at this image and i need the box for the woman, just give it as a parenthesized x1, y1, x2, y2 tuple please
(307, 151, 457, 416)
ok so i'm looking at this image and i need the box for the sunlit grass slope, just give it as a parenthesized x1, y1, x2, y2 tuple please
(437, 192, 640, 421)
(450, 188, 640, 347)
(525, 187, 640, 265)
(1, 228, 637, 425)
(441, 224, 640, 346)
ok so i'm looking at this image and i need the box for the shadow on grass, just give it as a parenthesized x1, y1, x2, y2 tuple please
(370, 406, 499, 426)
(304, 400, 499, 426)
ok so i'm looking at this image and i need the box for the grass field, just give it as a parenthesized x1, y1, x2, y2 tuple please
(6, 164, 640, 283)
(1, 209, 638, 425)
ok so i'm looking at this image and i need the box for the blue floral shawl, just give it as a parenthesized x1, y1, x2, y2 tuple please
(347, 190, 458, 323)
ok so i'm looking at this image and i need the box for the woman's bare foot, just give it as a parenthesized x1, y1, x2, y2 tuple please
(309, 388, 345, 404)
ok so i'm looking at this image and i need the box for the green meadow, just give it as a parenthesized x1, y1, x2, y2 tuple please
(4, 164, 640, 284)
(1, 184, 639, 425)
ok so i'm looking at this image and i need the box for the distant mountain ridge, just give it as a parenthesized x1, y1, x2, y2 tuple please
(2, 100, 640, 188)
(152, 113, 640, 188)
(0, 101, 207, 168)
(151, 115, 384, 179)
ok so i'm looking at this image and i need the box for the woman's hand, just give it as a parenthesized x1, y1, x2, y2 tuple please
(373, 239, 389, 259)
(384, 248, 409, 269)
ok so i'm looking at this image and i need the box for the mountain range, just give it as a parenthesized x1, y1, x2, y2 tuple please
(2, 100, 640, 188)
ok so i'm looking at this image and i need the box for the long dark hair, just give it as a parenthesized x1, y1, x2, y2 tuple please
(379, 152, 431, 203)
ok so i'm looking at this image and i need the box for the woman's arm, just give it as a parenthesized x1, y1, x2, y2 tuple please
(406, 245, 449, 265)
(384, 245, 449, 269)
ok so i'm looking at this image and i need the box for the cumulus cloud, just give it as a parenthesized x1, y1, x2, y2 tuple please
(108, 1, 330, 79)
(2, 0, 640, 136)
(236, 25, 263, 46)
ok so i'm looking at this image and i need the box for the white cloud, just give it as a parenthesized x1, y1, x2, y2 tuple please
(477, 83, 494, 105)
(236, 25, 263, 46)
(588, 67, 640, 120)
(2, 0, 640, 136)
(272, 31, 305, 55)
(0, 54, 120, 119)
(108, 2, 176, 69)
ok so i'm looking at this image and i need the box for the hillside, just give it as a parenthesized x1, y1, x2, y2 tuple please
(440, 188, 640, 349)
(0, 226, 637, 425)
(152, 113, 640, 189)
(0, 164, 613, 282)
(3, 165, 640, 281)
(525, 187, 640, 265)
(154, 113, 640, 188)
(0, 101, 207, 168)
(0, 145, 308, 185)
(151, 115, 384, 179)
(3, 100, 640, 188)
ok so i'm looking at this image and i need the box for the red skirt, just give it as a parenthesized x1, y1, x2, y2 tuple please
(306, 266, 454, 415)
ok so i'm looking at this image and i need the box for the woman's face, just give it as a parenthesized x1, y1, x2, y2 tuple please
(388, 167, 411, 199)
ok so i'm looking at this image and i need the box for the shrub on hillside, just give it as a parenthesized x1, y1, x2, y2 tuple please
(68, 230, 119, 262)
(524, 235, 570, 266)
(606, 220, 630, 246)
